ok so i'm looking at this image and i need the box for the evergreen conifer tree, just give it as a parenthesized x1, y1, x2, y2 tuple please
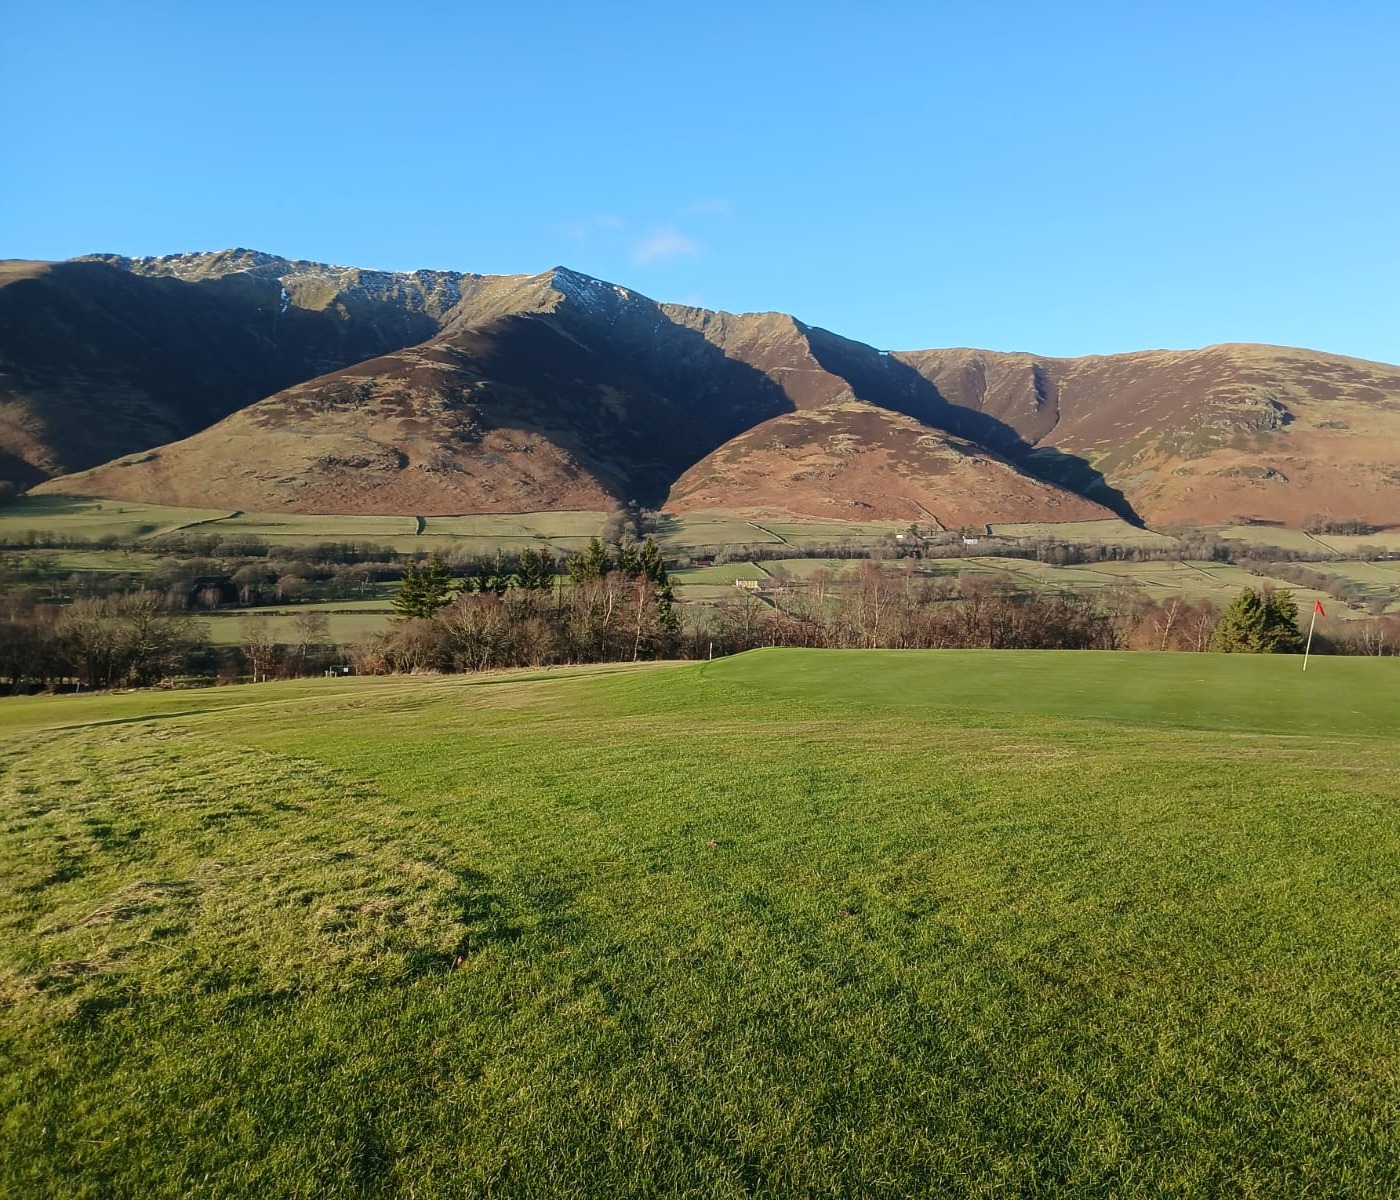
(569, 537, 611, 584)
(392, 562, 427, 620)
(639, 537, 679, 633)
(516, 547, 548, 591)
(1211, 587, 1303, 652)
(393, 554, 455, 619)
(617, 537, 641, 578)
(421, 553, 454, 613)
(1260, 591, 1305, 653)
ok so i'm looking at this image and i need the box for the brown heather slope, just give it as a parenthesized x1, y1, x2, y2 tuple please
(900, 344, 1400, 527)
(41, 264, 1120, 520)
(667, 402, 1112, 525)
(0, 251, 481, 491)
(39, 269, 887, 514)
(17, 252, 1400, 527)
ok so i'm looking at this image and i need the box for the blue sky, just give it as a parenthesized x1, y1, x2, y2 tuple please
(4, 1, 1397, 362)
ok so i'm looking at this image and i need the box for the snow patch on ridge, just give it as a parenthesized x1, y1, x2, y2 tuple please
(550, 267, 645, 326)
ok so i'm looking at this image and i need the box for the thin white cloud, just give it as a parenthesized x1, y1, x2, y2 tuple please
(558, 214, 626, 242)
(631, 227, 704, 265)
(686, 198, 734, 219)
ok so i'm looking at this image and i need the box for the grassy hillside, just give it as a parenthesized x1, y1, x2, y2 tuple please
(3, 653, 1400, 1197)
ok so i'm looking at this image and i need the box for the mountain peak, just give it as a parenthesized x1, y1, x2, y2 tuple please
(545, 265, 639, 305)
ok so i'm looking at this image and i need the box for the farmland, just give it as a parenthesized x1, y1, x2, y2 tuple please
(987, 517, 1176, 546)
(0, 497, 899, 555)
(201, 601, 396, 648)
(3, 651, 1400, 1196)
(0, 496, 232, 544)
(2, 499, 1395, 650)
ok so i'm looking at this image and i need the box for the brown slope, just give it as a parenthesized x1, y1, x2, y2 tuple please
(898, 344, 1400, 526)
(35, 253, 1398, 529)
(667, 401, 1115, 526)
(0, 251, 498, 491)
(38, 273, 815, 513)
(47, 265, 1119, 521)
(42, 267, 907, 515)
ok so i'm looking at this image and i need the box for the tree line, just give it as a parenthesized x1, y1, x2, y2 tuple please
(359, 539, 679, 673)
(4, 557, 1398, 694)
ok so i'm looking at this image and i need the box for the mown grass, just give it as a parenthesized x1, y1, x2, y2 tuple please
(3, 653, 1400, 1197)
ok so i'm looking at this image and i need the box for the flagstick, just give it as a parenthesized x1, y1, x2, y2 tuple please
(1303, 606, 1318, 671)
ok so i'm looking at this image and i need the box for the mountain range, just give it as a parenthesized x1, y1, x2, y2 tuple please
(3, 250, 1398, 529)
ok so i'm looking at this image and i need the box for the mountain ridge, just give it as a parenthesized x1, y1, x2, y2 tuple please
(6, 251, 1399, 527)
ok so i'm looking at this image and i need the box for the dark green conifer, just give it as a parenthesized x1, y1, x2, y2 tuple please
(569, 537, 611, 584)
(1211, 587, 1303, 653)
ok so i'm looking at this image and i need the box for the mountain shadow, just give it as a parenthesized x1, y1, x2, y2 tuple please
(800, 325, 1144, 523)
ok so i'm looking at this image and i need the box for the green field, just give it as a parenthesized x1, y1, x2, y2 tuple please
(761, 557, 859, 579)
(670, 562, 770, 586)
(202, 607, 394, 647)
(942, 557, 1377, 620)
(3, 651, 1400, 1196)
(757, 518, 906, 546)
(0, 496, 231, 543)
(655, 511, 786, 549)
(1303, 560, 1400, 612)
(1, 548, 159, 574)
(1312, 530, 1400, 555)
(657, 512, 906, 551)
(990, 518, 1179, 546)
(1212, 525, 1332, 553)
(0, 497, 615, 552)
(208, 512, 421, 545)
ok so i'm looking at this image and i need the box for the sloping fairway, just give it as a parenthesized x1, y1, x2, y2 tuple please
(3, 652, 1400, 1197)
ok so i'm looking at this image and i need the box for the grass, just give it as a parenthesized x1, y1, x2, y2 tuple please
(209, 512, 422, 546)
(1172, 562, 1351, 615)
(201, 609, 393, 647)
(762, 557, 858, 579)
(1212, 525, 1331, 553)
(0, 548, 159, 573)
(423, 511, 608, 540)
(1311, 531, 1400, 555)
(989, 518, 1179, 546)
(758, 518, 906, 545)
(670, 562, 769, 585)
(655, 511, 787, 548)
(0, 496, 230, 543)
(934, 557, 1379, 620)
(0, 499, 613, 553)
(1303, 561, 1400, 612)
(3, 651, 1400, 1196)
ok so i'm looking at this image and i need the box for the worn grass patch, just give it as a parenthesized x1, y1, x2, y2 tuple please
(2, 652, 1399, 1197)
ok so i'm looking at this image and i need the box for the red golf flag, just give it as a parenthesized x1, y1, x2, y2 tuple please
(1314, 600, 1326, 616)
